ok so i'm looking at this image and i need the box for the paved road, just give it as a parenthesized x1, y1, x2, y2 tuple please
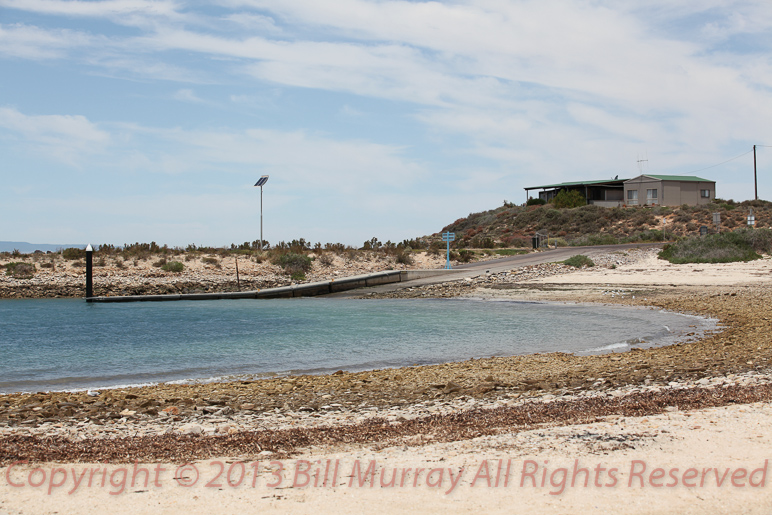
(330, 242, 662, 298)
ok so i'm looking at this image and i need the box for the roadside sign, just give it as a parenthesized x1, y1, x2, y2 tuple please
(442, 232, 455, 269)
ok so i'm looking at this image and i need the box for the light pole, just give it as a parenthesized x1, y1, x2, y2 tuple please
(254, 175, 269, 251)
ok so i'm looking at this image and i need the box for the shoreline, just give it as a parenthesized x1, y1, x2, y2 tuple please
(0, 295, 718, 396)
(3, 250, 772, 512)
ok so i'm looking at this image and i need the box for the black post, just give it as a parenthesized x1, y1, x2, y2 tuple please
(85, 244, 93, 301)
(754, 145, 758, 200)
(235, 256, 241, 291)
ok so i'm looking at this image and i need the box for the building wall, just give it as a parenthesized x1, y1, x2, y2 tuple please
(623, 177, 716, 207)
(624, 177, 661, 206)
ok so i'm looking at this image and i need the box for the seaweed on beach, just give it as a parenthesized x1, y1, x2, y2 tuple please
(3, 383, 771, 465)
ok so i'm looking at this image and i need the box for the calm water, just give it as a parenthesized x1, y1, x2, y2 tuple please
(0, 298, 714, 393)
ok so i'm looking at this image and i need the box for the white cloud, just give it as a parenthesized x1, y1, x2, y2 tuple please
(1, 0, 186, 27)
(0, 107, 110, 164)
(172, 88, 204, 103)
(0, 23, 94, 59)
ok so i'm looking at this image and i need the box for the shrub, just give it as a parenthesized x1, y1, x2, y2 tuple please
(394, 250, 414, 265)
(458, 249, 474, 262)
(627, 229, 665, 242)
(62, 247, 85, 260)
(276, 253, 313, 276)
(658, 229, 771, 263)
(202, 256, 220, 267)
(153, 258, 167, 268)
(5, 262, 36, 278)
(290, 271, 306, 281)
(551, 190, 587, 209)
(569, 233, 619, 246)
(526, 197, 546, 206)
(318, 253, 335, 266)
(562, 255, 595, 268)
(161, 261, 184, 273)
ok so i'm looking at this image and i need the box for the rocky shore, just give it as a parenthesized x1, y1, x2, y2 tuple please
(2, 246, 772, 465)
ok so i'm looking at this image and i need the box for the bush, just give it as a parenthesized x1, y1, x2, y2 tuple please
(276, 253, 313, 276)
(526, 197, 547, 206)
(658, 229, 772, 263)
(569, 233, 619, 246)
(318, 253, 335, 266)
(551, 190, 587, 209)
(202, 256, 221, 268)
(5, 262, 36, 278)
(161, 261, 184, 273)
(627, 229, 665, 243)
(290, 271, 306, 281)
(394, 250, 414, 265)
(62, 247, 85, 260)
(562, 255, 595, 268)
(458, 249, 475, 262)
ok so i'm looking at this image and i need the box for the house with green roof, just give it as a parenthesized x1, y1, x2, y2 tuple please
(623, 175, 715, 206)
(524, 174, 715, 207)
(524, 178, 628, 207)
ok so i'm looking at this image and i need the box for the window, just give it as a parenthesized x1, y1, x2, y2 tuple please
(701, 189, 710, 198)
(647, 189, 658, 204)
(627, 190, 638, 205)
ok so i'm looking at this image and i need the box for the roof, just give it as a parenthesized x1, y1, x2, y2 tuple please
(524, 178, 629, 190)
(628, 174, 713, 183)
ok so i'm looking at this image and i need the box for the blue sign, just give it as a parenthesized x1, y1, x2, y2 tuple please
(442, 232, 455, 269)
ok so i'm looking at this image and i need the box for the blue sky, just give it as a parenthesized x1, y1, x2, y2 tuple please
(1, 0, 771, 247)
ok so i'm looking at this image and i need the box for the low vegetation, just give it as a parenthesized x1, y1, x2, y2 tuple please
(275, 252, 313, 279)
(562, 255, 595, 268)
(161, 261, 184, 273)
(5, 262, 35, 279)
(658, 228, 772, 264)
(437, 199, 770, 249)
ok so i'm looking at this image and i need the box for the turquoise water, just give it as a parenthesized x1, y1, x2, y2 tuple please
(0, 298, 712, 393)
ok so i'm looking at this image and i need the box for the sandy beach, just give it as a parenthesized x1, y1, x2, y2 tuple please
(2, 248, 772, 514)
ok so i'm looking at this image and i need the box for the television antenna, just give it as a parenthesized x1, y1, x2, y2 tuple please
(637, 152, 649, 173)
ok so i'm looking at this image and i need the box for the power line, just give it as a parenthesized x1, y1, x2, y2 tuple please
(678, 149, 754, 175)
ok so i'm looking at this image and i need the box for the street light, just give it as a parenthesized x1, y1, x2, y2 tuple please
(254, 175, 269, 251)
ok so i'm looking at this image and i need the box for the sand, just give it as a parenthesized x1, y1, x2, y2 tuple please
(3, 250, 772, 514)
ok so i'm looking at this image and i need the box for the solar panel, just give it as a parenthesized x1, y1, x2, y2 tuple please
(254, 175, 269, 187)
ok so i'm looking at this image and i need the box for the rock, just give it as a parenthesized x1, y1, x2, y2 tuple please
(443, 382, 462, 394)
(179, 423, 203, 435)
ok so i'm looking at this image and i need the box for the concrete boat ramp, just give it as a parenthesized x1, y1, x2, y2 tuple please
(86, 269, 463, 303)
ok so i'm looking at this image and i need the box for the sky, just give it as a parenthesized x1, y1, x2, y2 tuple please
(1, 1, 772, 248)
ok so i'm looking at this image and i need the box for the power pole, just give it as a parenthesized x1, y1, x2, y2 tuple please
(754, 145, 758, 200)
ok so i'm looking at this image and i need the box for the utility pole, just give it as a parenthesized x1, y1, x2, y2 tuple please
(754, 145, 758, 200)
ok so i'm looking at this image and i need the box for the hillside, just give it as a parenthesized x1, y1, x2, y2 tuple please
(433, 199, 772, 248)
